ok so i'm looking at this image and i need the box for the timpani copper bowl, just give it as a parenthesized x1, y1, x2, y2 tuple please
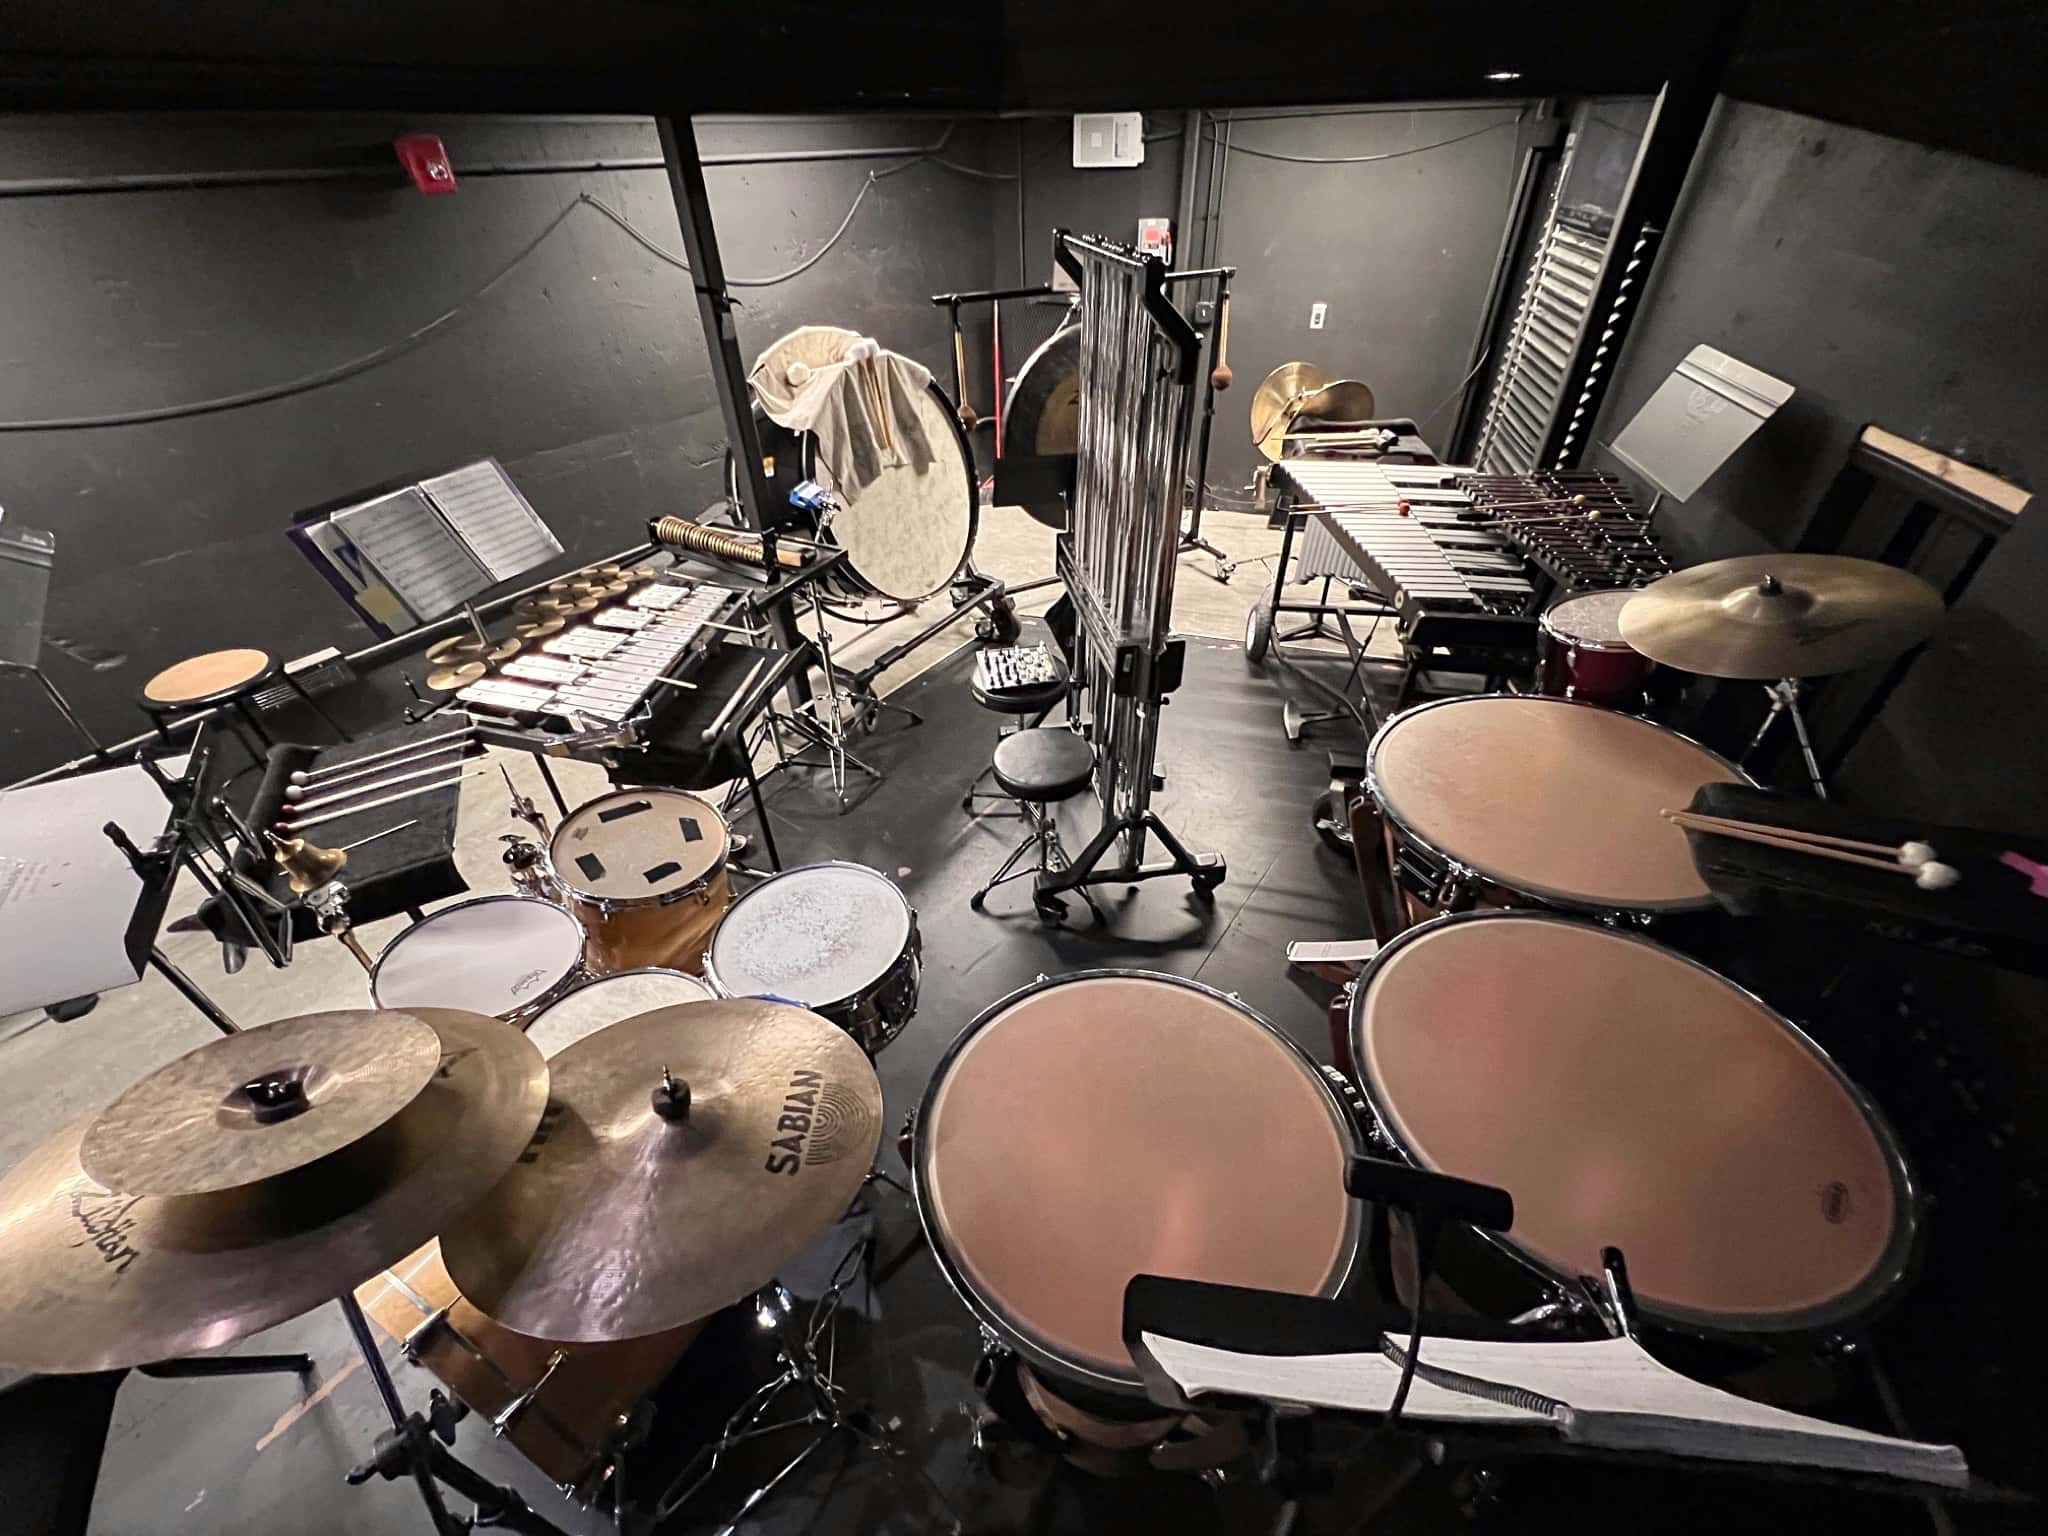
(910, 970, 1364, 1450)
(1360, 693, 1754, 930)
(1346, 911, 1920, 1344)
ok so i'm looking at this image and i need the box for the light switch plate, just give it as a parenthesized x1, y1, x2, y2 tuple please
(1310, 302, 1328, 330)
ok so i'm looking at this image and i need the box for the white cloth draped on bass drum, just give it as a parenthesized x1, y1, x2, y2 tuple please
(748, 327, 936, 503)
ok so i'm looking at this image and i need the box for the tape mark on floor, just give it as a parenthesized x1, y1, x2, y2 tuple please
(254, 1359, 360, 1453)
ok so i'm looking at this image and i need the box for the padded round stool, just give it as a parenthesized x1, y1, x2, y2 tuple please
(961, 647, 1071, 816)
(970, 727, 1103, 925)
(138, 647, 348, 768)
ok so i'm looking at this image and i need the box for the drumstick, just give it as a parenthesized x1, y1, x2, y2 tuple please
(1664, 809, 1937, 864)
(278, 771, 482, 833)
(291, 727, 474, 786)
(1662, 811, 1959, 889)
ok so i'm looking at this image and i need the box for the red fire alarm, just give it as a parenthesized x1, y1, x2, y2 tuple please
(395, 134, 458, 195)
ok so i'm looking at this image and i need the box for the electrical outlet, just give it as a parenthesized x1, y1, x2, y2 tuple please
(1310, 302, 1328, 330)
(1194, 299, 1215, 324)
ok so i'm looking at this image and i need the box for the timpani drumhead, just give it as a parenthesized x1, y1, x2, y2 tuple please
(1541, 588, 1639, 650)
(1368, 695, 1745, 911)
(523, 968, 714, 1057)
(549, 789, 729, 904)
(821, 381, 977, 602)
(706, 862, 911, 1010)
(1351, 914, 1910, 1332)
(370, 897, 586, 1018)
(918, 973, 1358, 1387)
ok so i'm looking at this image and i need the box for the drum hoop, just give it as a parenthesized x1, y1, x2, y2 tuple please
(702, 860, 916, 1013)
(522, 966, 711, 1032)
(826, 379, 980, 602)
(1363, 694, 1756, 915)
(368, 893, 586, 1009)
(912, 967, 1365, 1396)
(1345, 909, 1922, 1339)
(547, 789, 731, 908)
(1537, 602, 1641, 655)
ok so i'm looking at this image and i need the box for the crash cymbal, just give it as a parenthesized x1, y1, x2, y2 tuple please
(1251, 361, 1330, 459)
(426, 636, 521, 667)
(426, 661, 487, 692)
(79, 1009, 442, 1197)
(0, 1009, 545, 1373)
(440, 999, 882, 1343)
(512, 615, 566, 639)
(1619, 555, 1944, 680)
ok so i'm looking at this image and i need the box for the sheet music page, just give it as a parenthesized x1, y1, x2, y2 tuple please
(332, 487, 489, 623)
(1139, 1333, 1544, 1425)
(419, 460, 561, 582)
(1411, 1335, 1967, 1483)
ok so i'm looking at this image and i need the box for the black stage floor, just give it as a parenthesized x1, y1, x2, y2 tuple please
(82, 635, 1966, 1534)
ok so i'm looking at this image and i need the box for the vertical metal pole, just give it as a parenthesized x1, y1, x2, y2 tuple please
(655, 114, 809, 699)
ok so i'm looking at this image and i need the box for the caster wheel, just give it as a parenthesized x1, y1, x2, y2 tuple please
(1312, 789, 1354, 855)
(1243, 603, 1272, 665)
(969, 890, 987, 911)
(1034, 896, 1067, 926)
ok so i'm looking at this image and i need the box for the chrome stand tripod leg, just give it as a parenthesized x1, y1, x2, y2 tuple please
(712, 1430, 839, 1536)
(1783, 682, 1829, 800)
(148, 947, 240, 1036)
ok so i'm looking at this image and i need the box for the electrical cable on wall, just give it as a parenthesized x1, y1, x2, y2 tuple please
(0, 136, 1013, 434)
(1205, 111, 1523, 165)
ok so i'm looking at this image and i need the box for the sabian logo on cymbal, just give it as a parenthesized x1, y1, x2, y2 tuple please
(69, 1191, 143, 1274)
(764, 1069, 871, 1176)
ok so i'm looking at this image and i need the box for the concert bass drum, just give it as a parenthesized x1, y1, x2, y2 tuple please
(909, 970, 1362, 1466)
(1003, 322, 1080, 532)
(1345, 911, 1919, 1345)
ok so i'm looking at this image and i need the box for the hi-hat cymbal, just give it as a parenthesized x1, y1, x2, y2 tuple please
(79, 1009, 442, 1197)
(426, 636, 520, 667)
(1620, 555, 1944, 680)
(440, 999, 882, 1343)
(0, 1009, 546, 1373)
(426, 662, 487, 692)
(1251, 361, 1330, 457)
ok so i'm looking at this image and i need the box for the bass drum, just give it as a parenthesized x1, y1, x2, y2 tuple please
(1003, 323, 1080, 531)
(821, 378, 979, 603)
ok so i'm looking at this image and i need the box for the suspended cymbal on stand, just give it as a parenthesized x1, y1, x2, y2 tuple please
(1251, 363, 1378, 461)
(440, 999, 882, 1343)
(78, 1009, 442, 1196)
(1619, 555, 1944, 679)
(0, 1008, 546, 1373)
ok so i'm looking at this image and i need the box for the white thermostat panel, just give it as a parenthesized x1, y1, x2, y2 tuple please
(1073, 113, 1146, 168)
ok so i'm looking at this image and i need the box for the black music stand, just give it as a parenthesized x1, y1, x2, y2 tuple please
(0, 522, 109, 757)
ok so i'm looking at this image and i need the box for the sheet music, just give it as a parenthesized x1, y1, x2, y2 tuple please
(1138, 1334, 1542, 1425)
(332, 487, 489, 623)
(419, 460, 560, 582)
(1409, 1335, 1968, 1484)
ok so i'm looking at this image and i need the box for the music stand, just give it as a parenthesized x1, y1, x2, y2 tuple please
(0, 522, 107, 756)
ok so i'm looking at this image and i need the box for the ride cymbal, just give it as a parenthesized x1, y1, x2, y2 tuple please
(1619, 555, 1943, 680)
(0, 1009, 546, 1373)
(79, 1009, 441, 1196)
(426, 662, 487, 692)
(440, 999, 882, 1342)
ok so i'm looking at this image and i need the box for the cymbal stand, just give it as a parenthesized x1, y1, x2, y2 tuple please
(645, 1241, 961, 1536)
(339, 1292, 571, 1536)
(1744, 677, 1829, 799)
(761, 581, 883, 813)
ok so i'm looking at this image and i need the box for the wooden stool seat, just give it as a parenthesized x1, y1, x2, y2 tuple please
(142, 647, 274, 706)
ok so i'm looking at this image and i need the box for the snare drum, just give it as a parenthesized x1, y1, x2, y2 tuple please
(703, 861, 920, 1054)
(1537, 588, 1656, 711)
(369, 895, 587, 1024)
(522, 968, 714, 1057)
(913, 972, 1362, 1445)
(1347, 912, 1917, 1339)
(548, 789, 732, 975)
(1362, 694, 1751, 927)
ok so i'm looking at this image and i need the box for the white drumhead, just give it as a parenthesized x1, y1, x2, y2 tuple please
(523, 968, 714, 1057)
(707, 862, 911, 1009)
(370, 897, 585, 1017)
(1542, 587, 1638, 649)
(823, 383, 975, 602)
